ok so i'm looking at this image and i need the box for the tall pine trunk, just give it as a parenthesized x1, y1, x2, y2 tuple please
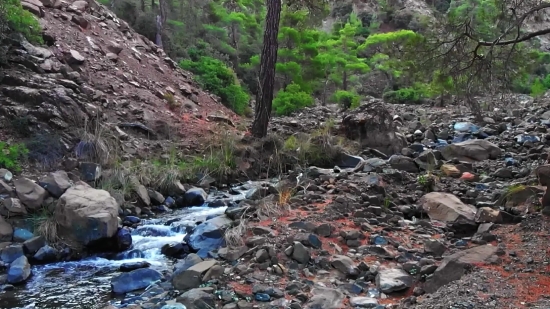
(251, 0, 282, 138)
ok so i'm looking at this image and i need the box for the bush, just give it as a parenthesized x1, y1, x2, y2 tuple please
(272, 83, 314, 116)
(383, 87, 425, 104)
(180, 56, 249, 115)
(332, 90, 360, 109)
(530, 78, 546, 97)
(0, 0, 43, 44)
(0, 142, 29, 172)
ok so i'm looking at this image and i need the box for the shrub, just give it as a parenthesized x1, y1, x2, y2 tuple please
(272, 83, 314, 116)
(180, 56, 249, 115)
(332, 90, 360, 109)
(383, 87, 424, 104)
(530, 78, 546, 97)
(0, 142, 29, 172)
(0, 0, 43, 44)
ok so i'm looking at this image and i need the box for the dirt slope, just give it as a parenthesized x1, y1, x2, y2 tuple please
(2, 0, 239, 155)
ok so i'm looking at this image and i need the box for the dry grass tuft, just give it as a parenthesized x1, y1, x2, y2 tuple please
(224, 219, 248, 248)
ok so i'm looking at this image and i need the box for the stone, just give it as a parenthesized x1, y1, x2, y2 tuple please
(67, 0, 87, 13)
(14, 177, 48, 210)
(349, 297, 379, 308)
(111, 268, 162, 294)
(424, 245, 498, 293)
(376, 267, 413, 293)
(7, 256, 31, 284)
(305, 287, 345, 309)
(172, 260, 217, 290)
(218, 246, 247, 262)
(135, 184, 151, 206)
(0, 198, 27, 216)
(177, 288, 216, 308)
(388, 155, 419, 173)
(331, 255, 356, 275)
(23, 236, 45, 254)
(475, 207, 503, 223)
(21, 0, 44, 17)
(184, 215, 232, 257)
(66, 50, 86, 65)
(115, 228, 132, 251)
(0, 216, 13, 242)
(107, 41, 123, 55)
(183, 187, 207, 206)
(292, 242, 310, 264)
(13, 228, 34, 242)
(39, 171, 71, 198)
(1, 245, 24, 263)
(419, 192, 477, 231)
(441, 139, 502, 161)
(55, 184, 119, 246)
(424, 239, 447, 257)
(33, 245, 58, 262)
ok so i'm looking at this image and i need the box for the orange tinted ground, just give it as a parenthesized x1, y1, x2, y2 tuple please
(241, 192, 550, 308)
(463, 221, 550, 308)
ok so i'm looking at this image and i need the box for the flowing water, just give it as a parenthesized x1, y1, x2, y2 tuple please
(0, 206, 229, 309)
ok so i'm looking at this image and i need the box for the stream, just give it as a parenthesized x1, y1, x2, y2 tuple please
(0, 205, 230, 309)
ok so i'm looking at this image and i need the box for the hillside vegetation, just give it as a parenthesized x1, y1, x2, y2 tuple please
(94, 0, 550, 118)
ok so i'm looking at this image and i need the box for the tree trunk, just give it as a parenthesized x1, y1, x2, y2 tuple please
(155, 0, 167, 48)
(251, 0, 282, 138)
(140, 0, 145, 12)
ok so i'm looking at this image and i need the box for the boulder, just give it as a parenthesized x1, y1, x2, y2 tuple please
(7, 255, 32, 284)
(184, 215, 232, 257)
(183, 187, 207, 206)
(423, 245, 498, 293)
(33, 245, 58, 262)
(441, 139, 501, 161)
(13, 228, 34, 242)
(419, 192, 477, 231)
(39, 171, 71, 198)
(1, 244, 24, 263)
(0, 215, 13, 242)
(305, 287, 345, 309)
(341, 100, 407, 155)
(14, 177, 48, 210)
(376, 267, 413, 293)
(1, 198, 27, 216)
(176, 288, 216, 308)
(172, 260, 217, 290)
(388, 155, 419, 173)
(331, 255, 356, 275)
(111, 268, 162, 294)
(23, 236, 45, 254)
(115, 228, 132, 251)
(475, 207, 503, 223)
(55, 184, 119, 246)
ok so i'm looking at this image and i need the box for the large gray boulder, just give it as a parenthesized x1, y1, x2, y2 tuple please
(55, 183, 119, 246)
(423, 245, 498, 293)
(419, 192, 477, 231)
(111, 268, 163, 294)
(441, 139, 501, 161)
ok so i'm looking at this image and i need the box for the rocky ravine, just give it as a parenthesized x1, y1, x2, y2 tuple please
(2, 93, 550, 309)
(2, 1, 550, 309)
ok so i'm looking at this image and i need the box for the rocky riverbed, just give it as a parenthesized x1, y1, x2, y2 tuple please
(3, 93, 550, 309)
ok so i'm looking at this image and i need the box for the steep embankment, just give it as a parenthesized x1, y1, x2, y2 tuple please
(1, 0, 239, 153)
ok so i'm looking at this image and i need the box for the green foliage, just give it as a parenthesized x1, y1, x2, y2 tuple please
(332, 90, 360, 109)
(383, 87, 425, 104)
(530, 78, 546, 97)
(272, 83, 314, 116)
(180, 55, 249, 114)
(0, 0, 43, 44)
(0, 142, 29, 172)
